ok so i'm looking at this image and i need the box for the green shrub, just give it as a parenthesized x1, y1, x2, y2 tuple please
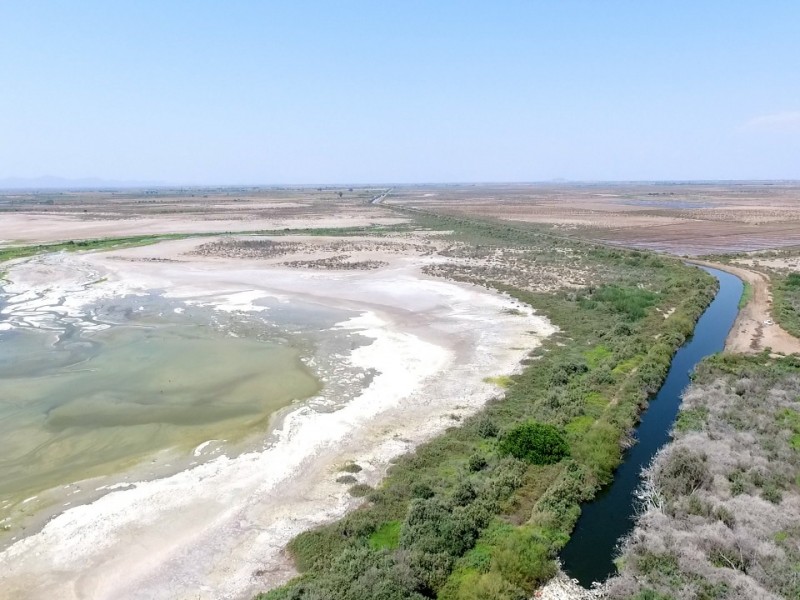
(452, 483, 477, 506)
(762, 485, 783, 504)
(490, 528, 556, 590)
(708, 544, 748, 572)
(786, 272, 800, 288)
(531, 461, 594, 535)
(411, 482, 435, 499)
(499, 422, 569, 465)
(440, 569, 526, 600)
(632, 590, 674, 600)
(635, 551, 680, 577)
(468, 454, 487, 472)
(714, 506, 735, 528)
(548, 359, 589, 386)
(569, 420, 620, 484)
(400, 499, 482, 557)
(477, 417, 499, 438)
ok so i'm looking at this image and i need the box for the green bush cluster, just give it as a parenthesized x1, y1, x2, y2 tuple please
(261, 458, 531, 600)
(498, 422, 569, 465)
(580, 284, 658, 321)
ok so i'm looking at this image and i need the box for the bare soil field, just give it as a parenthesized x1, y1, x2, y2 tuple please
(731, 247, 800, 273)
(0, 187, 404, 244)
(386, 182, 800, 255)
(7, 182, 799, 257)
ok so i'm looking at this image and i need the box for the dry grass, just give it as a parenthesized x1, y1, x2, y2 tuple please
(607, 354, 800, 600)
(283, 255, 388, 270)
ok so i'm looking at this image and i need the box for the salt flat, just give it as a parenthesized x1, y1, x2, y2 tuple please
(0, 236, 553, 600)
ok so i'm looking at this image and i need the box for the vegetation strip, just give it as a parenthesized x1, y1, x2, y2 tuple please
(737, 281, 752, 309)
(0, 234, 189, 264)
(257, 212, 717, 600)
(773, 272, 800, 339)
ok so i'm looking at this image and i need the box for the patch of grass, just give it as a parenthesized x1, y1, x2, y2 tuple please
(675, 407, 709, 432)
(612, 355, 642, 376)
(585, 344, 612, 368)
(778, 408, 800, 450)
(584, 391, 609, 414)
(564, 415, 593, 436)
(368, 521, 401, 550)
(582, 284, 658, 321)
(482, 375, 513, 388)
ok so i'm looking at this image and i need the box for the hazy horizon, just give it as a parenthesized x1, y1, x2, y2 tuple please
(3, 175, 800, 192)
(2, 2, 799, 184)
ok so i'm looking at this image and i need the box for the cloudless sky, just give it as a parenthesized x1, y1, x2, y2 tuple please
(1, 1, 799, 184)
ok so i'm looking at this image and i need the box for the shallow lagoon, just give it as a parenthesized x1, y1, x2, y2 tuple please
(0, 291, 331, 526)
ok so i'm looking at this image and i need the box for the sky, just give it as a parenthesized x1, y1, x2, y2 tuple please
(1, 1, 799, 184)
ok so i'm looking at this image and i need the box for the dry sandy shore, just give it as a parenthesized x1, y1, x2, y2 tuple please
(0, 238, 554, 600)
(0, 211, 406, 244)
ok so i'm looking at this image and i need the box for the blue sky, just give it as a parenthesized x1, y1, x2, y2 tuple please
(1, 1, 798, 184)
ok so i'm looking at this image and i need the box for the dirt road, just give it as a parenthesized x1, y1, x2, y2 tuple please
(689, 260, 800, 356)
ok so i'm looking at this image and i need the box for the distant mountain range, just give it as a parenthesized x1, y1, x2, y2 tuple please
(0, 176, 166, 190)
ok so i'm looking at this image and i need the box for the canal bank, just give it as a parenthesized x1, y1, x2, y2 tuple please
(560, 267, 742, 587)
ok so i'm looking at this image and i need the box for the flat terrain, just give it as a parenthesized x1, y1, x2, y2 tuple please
(0, 187, 404, 244)
(2, 182, 799, 600)
(386, 182, 800, 255)
(5, 182, 799, 257)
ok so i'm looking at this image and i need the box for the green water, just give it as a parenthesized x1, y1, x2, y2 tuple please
(0, 323, 319, 515)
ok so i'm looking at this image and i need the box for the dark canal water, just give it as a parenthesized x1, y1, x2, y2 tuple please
(560, 266, 742, 587)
